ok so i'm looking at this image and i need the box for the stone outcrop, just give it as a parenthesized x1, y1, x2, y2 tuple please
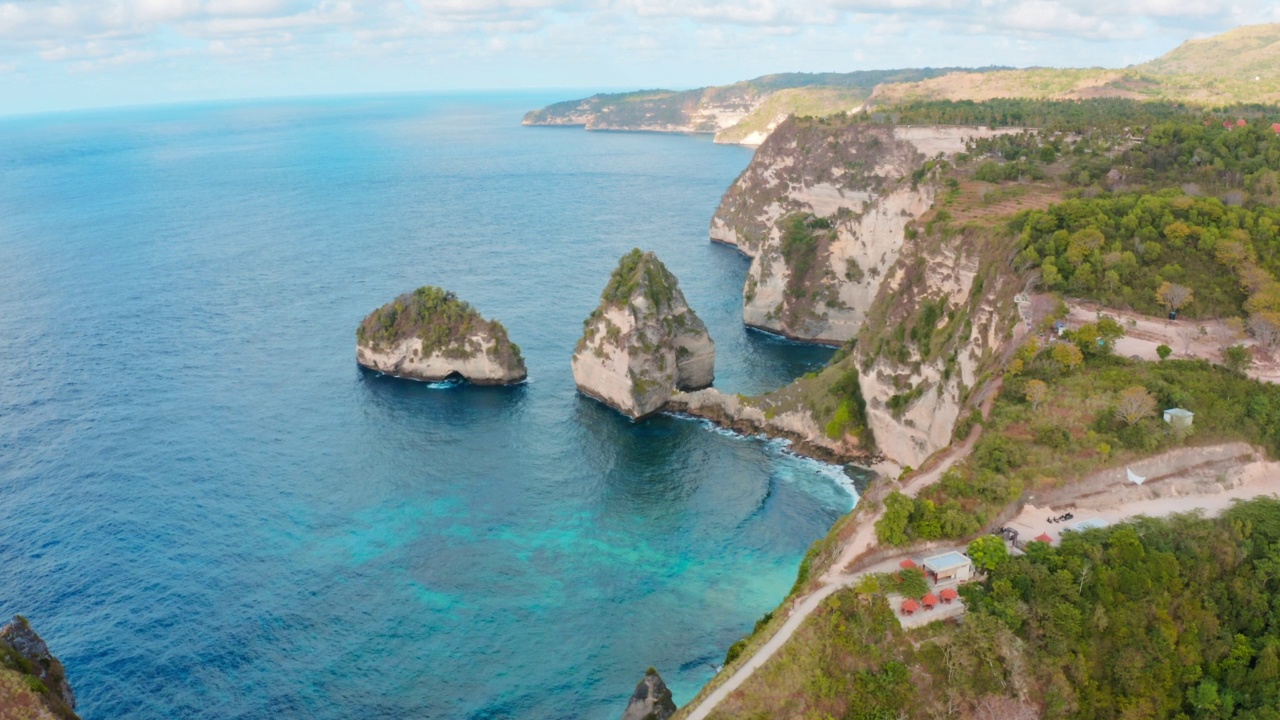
(711, 119, 1021, 344)
(667, 388, 872, 463)
(620, 668, 676, 720)
(0, 615, 79, 720)
(356, 286, 527, 385)
(573, 250, 715, 418)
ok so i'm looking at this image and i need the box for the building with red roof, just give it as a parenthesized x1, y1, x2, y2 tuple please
(1224, 120, 1235, 129)
(939, 587, 959, 603)
(900, 598, 920, 615)
(922, 593, 939, 609)
(1272, 123, 1280, 134)
(1035, 532, 1052, 543)
(1237, 118, 1248, 127)
(899, 558, 917, 570)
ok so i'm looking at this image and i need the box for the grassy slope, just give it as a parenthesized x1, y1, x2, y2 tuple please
(869, 23, 1280, 107)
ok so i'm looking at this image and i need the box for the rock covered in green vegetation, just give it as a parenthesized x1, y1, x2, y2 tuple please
(573, 250, 715, 418)
(0, 615, 79, 720)
(356, 286, 526, 385)
(619, 667, 676, 720)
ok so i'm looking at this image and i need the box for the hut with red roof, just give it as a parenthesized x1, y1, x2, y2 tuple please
(1224, 120, 1235, 129)
(939, 587, 959, 604)
(899, 558, 917, 570)
(922, 593, 939, 610)
(900, 598, 920, 615)
(1035, 532, 1053, 544)
(1237, 118, 1248, 127)
(1271, 123, 1280, 134)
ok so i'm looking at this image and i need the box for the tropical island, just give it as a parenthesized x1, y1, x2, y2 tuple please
(356, 286, 527, 385)
(525, 21, 1280, 720)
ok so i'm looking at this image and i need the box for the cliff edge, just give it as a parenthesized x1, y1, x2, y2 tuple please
(356, 286, 527, 385)
(711, 118, 1020, 345)
(0, 616, 79, 720)
(573, 250, 715, 418)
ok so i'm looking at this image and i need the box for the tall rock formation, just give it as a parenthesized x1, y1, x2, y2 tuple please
(356, 286, 527, 385)
(0, 615, 80, 720)
(711, 119, 1020, 344)
(573, 250, 715, 418)
(620, 668, 676, 720)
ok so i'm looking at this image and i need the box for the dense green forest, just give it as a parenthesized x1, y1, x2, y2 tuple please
(709, 499, 1280, 720)
(1015, 194, 1280, 320)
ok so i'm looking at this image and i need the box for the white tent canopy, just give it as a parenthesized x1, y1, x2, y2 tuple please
(1127, 468, 1146, 485)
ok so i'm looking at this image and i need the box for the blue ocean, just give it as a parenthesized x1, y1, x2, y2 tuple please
(0, 93, 860, 719)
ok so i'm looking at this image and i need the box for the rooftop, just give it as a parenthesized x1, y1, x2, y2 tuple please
(922, 551, 971, 572)
(1066, 517, 1109, 532)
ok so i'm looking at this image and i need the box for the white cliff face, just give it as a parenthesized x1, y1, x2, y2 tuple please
(714, 120, 1023, 344)
(357, 333, 526, 385)
(572, 250, 715, 418)
(855, 236, 1019, 468)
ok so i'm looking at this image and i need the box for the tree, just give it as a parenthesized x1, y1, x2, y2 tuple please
(897, 567, 929, 598)
(1115, 386, 1157, 426)
(1224, 345, 1253, 375)
(1177, 323, 1205, 356)
(1250, 312, 1280, 351)
(1050, 342, 1084, 372)
(876, 492, 914, 546)
(1157, 344, 1173, 360)
(1157, 282, 1193, 313)
(1025, 379, 1048, 411)
(968, 534, 1010, 572)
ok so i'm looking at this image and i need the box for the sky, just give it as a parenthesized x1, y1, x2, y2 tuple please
(1, 0, 1279, 116)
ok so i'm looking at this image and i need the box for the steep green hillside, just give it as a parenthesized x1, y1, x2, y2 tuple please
(701, 498, 1280, 720)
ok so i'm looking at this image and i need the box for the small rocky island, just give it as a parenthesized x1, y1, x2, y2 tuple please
(573, 249, 715, 418)
(357, 286, 527, 385)
(620, 667, 676, 720)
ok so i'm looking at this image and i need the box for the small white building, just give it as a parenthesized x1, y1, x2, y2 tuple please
(922, 551, 974, 583)
(1163, 408, 1194, 430)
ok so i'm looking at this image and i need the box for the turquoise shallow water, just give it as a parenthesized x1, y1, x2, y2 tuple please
(0, 93, 859, 719)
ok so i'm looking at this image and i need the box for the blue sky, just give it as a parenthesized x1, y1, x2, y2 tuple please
(2, 0, 1278, 116)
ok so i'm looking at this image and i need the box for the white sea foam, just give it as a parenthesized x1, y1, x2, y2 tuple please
(672, 412, 865, 505)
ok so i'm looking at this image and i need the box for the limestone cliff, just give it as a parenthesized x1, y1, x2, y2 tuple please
(573, 250, 715, 418)
(848, 218, 1023, 469)
(711, 119, 1021, 344)
(356, 286, 527, 385)
(620, 667, 676, 720)
(0, 616, 79, 720)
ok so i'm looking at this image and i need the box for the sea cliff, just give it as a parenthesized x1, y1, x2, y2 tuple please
(711, 119, 1021, 346)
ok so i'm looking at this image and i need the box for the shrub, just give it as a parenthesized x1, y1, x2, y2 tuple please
(1156, 344, 1173, 360)
(967, 535, 1009, 572)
